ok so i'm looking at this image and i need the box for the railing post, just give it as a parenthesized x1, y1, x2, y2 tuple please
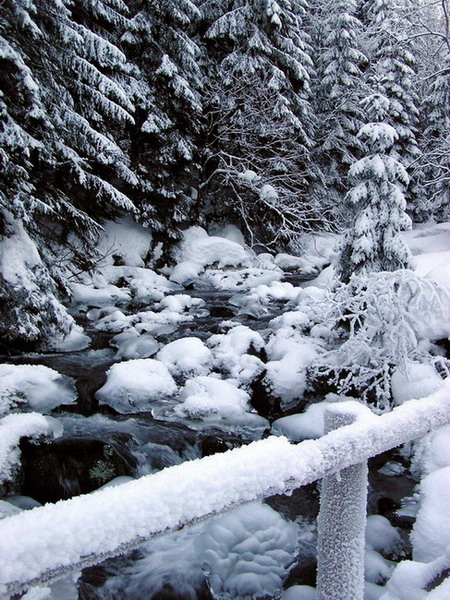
(317, 403, 371, 600)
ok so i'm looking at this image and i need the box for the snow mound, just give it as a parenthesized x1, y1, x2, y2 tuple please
(110, 330, 159, 360)
(0, 501, 22, 521)
(158, 294, 205, 313)
(95, 307, 192, 335)
(202, 267, 281, 290)
(0, 364, 76, 416)
(413, 423, 450, 477)
(46, 325, 90, 352)
(282, 585, 317, 599)
(380, 547, 450, 600)
(411, 466, 450, 563)
(366, 515, 403, 556)
(265, 329, 320, 406)
(97, 216, 152, 268)
(270, 310, 311, 332)
(274, 253, 317, 274)
(170, 226, 253, 285)
(210, 224, 247, 246)
(391, 362, 443, 406)
(157, 337, 213, 378)
(207, 326, 265, 383)
(272, 401, 335, 441)
(197, 502, 298, 599)
(174, 376, 249, 421)
(365, 549, 394, 584)
(70, 281, 131, 307)
(0, 413, 62, 483)
(96, 359, 177, 413)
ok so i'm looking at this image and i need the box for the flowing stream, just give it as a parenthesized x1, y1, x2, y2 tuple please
(2, 275, 417, 599)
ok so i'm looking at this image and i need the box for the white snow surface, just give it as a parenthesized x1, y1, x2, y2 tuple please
(411, 466, 450, 563)
(157, 337, 213, 378)
(0, 413, 62, 484)
(97, 216, 152, 268)
(391, 362, 443, 406)
(403, 222, 450, 293)
(272, 399, 338, 441)
(380, 547, 450, 600)
(2, 387, 450, 592)
(95, 359, 178, 413)
(413, 423, 450, 477)
(0, 364, 76, 416)
(170, 226, 252, 285)
(173, 376, 263, 426)
(282, 585, 317, 600)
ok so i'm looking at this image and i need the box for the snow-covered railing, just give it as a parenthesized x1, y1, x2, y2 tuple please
(1, 379, 450, 599)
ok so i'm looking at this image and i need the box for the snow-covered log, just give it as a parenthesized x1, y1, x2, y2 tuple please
(1, 380, 450, 596)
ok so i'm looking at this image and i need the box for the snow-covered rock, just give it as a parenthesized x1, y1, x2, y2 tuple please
(157, 337, 213, 378)
(207, 325, 265, 383)
(110, 330, 159, 360)
(174, 376, 252, 423)
(282, 585, 317, 600)
(0, 364, 76, 416)
(413, 423, 450, 477)
(366, 515, 403, 556)
(0, 413, 63, 483)
(364, 549, 394, 584)
(170, 227, 253, 286)
(274, 253, 317, 274)
(96, 359, 177, 413)
(272, 401, 334, 441)
(265, 329, 320, 406)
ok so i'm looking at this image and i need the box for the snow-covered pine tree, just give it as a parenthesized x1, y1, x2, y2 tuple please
(405, 0, 450, 222)
(313, 0, 367, 202)
(418, 58, 450, 221)
(338, 91, 413, 281)
(1, 0, 138, 240)
(122, 0, 203, 243)
(197, 0, 323, 252)
(359, 0, 422, 216)
(0, 0, 139, 348)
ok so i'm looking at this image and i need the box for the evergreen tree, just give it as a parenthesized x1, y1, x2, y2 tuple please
(418, 59, 450, 221)
(122, 0, 203, 242)
(359, 0, 422, 214)
(197, 0, 322, 252)
(0, 0, 138, 243)
(0, 0, 139, 346)
(314, 0, 367, 200)
(338, 92, 412, 281)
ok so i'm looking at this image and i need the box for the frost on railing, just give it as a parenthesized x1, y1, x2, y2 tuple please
(1, 379, 450, 598)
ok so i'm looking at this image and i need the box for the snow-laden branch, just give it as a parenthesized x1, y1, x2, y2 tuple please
(1, 380, 450, 596)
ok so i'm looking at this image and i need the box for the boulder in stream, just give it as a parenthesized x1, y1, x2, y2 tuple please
(20, 436, 136, 504)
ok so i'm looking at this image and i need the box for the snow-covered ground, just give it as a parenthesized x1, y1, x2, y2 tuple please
(1, 219, 450, 599)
